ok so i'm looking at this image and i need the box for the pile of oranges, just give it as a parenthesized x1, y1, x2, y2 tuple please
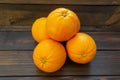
(32, 8, 96, 73)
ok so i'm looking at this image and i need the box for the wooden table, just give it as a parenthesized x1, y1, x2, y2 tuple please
(0, 0, 120, 80)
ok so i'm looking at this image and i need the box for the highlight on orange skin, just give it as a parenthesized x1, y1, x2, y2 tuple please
(46, 8, 80, 41)
(66, 32, 97, 64)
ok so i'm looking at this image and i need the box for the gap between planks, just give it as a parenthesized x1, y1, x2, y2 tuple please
(0, 26, 120, 32)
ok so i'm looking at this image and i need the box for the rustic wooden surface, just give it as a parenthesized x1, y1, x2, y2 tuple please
(0, 0, 120, 80)
(0, 76, 120, 80)
(0, 51, 120, 76)
(0, 32, 119, 50)
(0, 4, 120, 26)
(0, 0, 120, 5)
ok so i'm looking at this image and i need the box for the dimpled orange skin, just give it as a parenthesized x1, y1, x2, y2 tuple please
(46, 8, 80, 41)
(66, 32, 96, 64)
(32, 17, 49, 42)
(33, 39, 66, 73)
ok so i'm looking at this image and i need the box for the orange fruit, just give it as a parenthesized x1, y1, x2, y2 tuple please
(32, 17, 49, 42)
(66, 32, 96, 64)
(33, 39, 66, 73)
(46, 8, 80, 41)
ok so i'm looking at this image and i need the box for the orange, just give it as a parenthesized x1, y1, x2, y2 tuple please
(66, 32, 96, 64)
(46, 8, 80, 41)
(32, 17, 49, 42)
(33, 39, 66, 73)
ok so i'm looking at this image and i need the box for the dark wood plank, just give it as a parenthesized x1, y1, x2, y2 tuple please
(0, 4, 120, 26)
(0, 32, 119, 50)
(0, 32, 36, 50)
(0, 26, 120, 32)
(88, 32, 120, 50)
(0, 0, 120, 5)
(0, 26, 31, 31)
(0, 51, 120, 76)
(0, 76, 120, 80)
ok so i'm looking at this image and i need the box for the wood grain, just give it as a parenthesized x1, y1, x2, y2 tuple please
(0, 4, 120, 26)
(0, 32, 120, 50)
(0, 26, 120, 32)
(0, 76, 120, 80)
(0, 51, 120, 76)
(0, 32, 36, 50)
(0, 26, 31, 31)
(0, 0, 120, 5)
